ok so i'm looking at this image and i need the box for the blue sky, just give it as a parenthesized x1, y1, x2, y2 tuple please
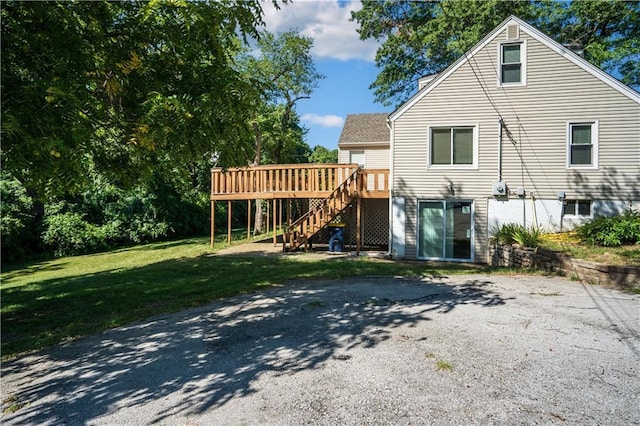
(261, 0, 390, 151)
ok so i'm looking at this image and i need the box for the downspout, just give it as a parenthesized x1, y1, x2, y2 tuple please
(498, 118, 504, 182)
(386, 117, 393, 257)
(531, 192, 538, 229)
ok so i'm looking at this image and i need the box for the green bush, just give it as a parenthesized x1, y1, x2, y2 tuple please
(42, 212, 109, 257)
(491, 223, 544, 248)
(576, 209, 640, 247)
(491, 223, 521, 245)
(512, 226, 544, 248)
(3, 167, 211, 262)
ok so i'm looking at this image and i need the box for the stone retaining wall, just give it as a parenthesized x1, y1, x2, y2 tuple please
(489, 243, 639, 292)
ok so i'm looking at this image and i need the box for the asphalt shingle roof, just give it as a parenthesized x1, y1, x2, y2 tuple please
(338, 113, 390, 146)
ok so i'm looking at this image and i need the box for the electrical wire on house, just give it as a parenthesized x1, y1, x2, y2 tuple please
(436, 7, 568, 228)
(438, 2, 504, 121)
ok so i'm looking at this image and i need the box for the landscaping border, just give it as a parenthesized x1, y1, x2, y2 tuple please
(489, 243, 639, 292)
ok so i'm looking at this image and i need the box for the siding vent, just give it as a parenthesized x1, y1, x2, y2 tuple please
(506, 24, 519, 40)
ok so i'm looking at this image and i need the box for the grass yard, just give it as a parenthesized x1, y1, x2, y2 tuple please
(1, 236, 492, 359)
(542, 232, 640, 267)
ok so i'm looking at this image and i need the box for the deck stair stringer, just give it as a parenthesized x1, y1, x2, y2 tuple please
(284, 169, 359, 251)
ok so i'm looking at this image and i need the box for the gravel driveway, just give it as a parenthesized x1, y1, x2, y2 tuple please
(2, 274, 639, 425)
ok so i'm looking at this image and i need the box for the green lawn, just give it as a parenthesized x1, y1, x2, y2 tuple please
(542, 233, 640, 267)
(1, 237, 492, 359)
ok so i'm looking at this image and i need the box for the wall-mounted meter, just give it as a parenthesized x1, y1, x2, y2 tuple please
(492, 181, 507, 197)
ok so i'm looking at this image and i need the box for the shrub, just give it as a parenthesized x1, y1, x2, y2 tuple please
(512, 226, 544, 248)
(491, 223, 520, 245)
(42, 212, 109, 257)
(491, 223, 544, 248)
(576, 209, 640, 247)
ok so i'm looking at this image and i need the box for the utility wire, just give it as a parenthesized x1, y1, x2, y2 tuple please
(438, 2, 504, 120)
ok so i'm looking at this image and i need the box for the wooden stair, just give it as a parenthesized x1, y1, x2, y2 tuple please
(284, 169, 359, 251)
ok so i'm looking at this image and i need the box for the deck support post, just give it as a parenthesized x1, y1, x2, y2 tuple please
(247, 199, 251, 241)
(210, 165, 389, 253)
(211, 201, 215, 248)
(227, 200, 232, 244)
(356, 196, 362, 255)
(273, 199, 277, 246)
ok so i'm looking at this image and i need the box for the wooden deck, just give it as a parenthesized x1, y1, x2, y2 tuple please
(211, 164, 389, 200)
(210, 164, 389, 251)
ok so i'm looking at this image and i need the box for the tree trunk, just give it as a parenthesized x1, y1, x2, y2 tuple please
(252, 122, 264, 235)
(26, 187, 45, 225)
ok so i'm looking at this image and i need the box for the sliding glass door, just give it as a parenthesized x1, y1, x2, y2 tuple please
(418, 200, 473, 261)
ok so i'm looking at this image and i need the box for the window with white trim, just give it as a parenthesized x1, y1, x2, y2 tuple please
(567, 121, 598, 168)
(564, 200, 592, 216)
(350, 150, 365, 167)
(428, 126, 476, 167)
(499, 41, 526, 85)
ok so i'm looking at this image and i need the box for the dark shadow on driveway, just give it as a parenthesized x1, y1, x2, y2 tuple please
(2, 277, 507, 424)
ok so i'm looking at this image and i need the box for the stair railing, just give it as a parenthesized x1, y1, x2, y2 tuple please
(285, 168, 359, 251)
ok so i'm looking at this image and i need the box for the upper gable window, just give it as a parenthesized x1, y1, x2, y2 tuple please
(428, 126, 477, 168)
(567, 121, 598, 168)
(499, 41, 526, 86)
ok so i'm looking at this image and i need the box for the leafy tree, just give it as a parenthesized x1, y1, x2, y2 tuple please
(237, 30, 324, 233)
(1, 1, 266, 201)
(352, 0, 640, 107)
(309, 145, 338, 164)
(0, 173, 40, 262)
(240, 30, 324, 165)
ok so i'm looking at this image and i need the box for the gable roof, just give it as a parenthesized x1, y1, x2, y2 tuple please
(389, 15, 640, 122)
(338, 113, 390, 147)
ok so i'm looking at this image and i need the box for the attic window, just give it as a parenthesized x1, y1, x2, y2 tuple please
(499, 41, 526, 86)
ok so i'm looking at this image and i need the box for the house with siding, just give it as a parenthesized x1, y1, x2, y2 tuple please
(387, 15, 640, 262)
(338, 113, 390, 168)
(211, 15, 638, 260)
(337, 113, 390, 247)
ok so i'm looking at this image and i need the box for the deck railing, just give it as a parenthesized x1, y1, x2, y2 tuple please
(211, 164, 389, 200)
(358, 168, 390, 198)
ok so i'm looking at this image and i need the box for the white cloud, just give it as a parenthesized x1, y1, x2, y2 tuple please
(301, 113, 345, 128)
(260, 0, 379, 61)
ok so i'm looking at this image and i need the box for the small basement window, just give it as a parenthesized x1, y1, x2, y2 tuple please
(564, 200, 592, 216)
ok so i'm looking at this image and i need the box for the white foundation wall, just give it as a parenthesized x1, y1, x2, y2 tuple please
(487, 198, 638, 234)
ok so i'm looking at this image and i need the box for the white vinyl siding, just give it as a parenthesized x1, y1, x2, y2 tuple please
(363, 148, 389, 168)
(339, 147, 389, 169)
(391, 26, 640, 260)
